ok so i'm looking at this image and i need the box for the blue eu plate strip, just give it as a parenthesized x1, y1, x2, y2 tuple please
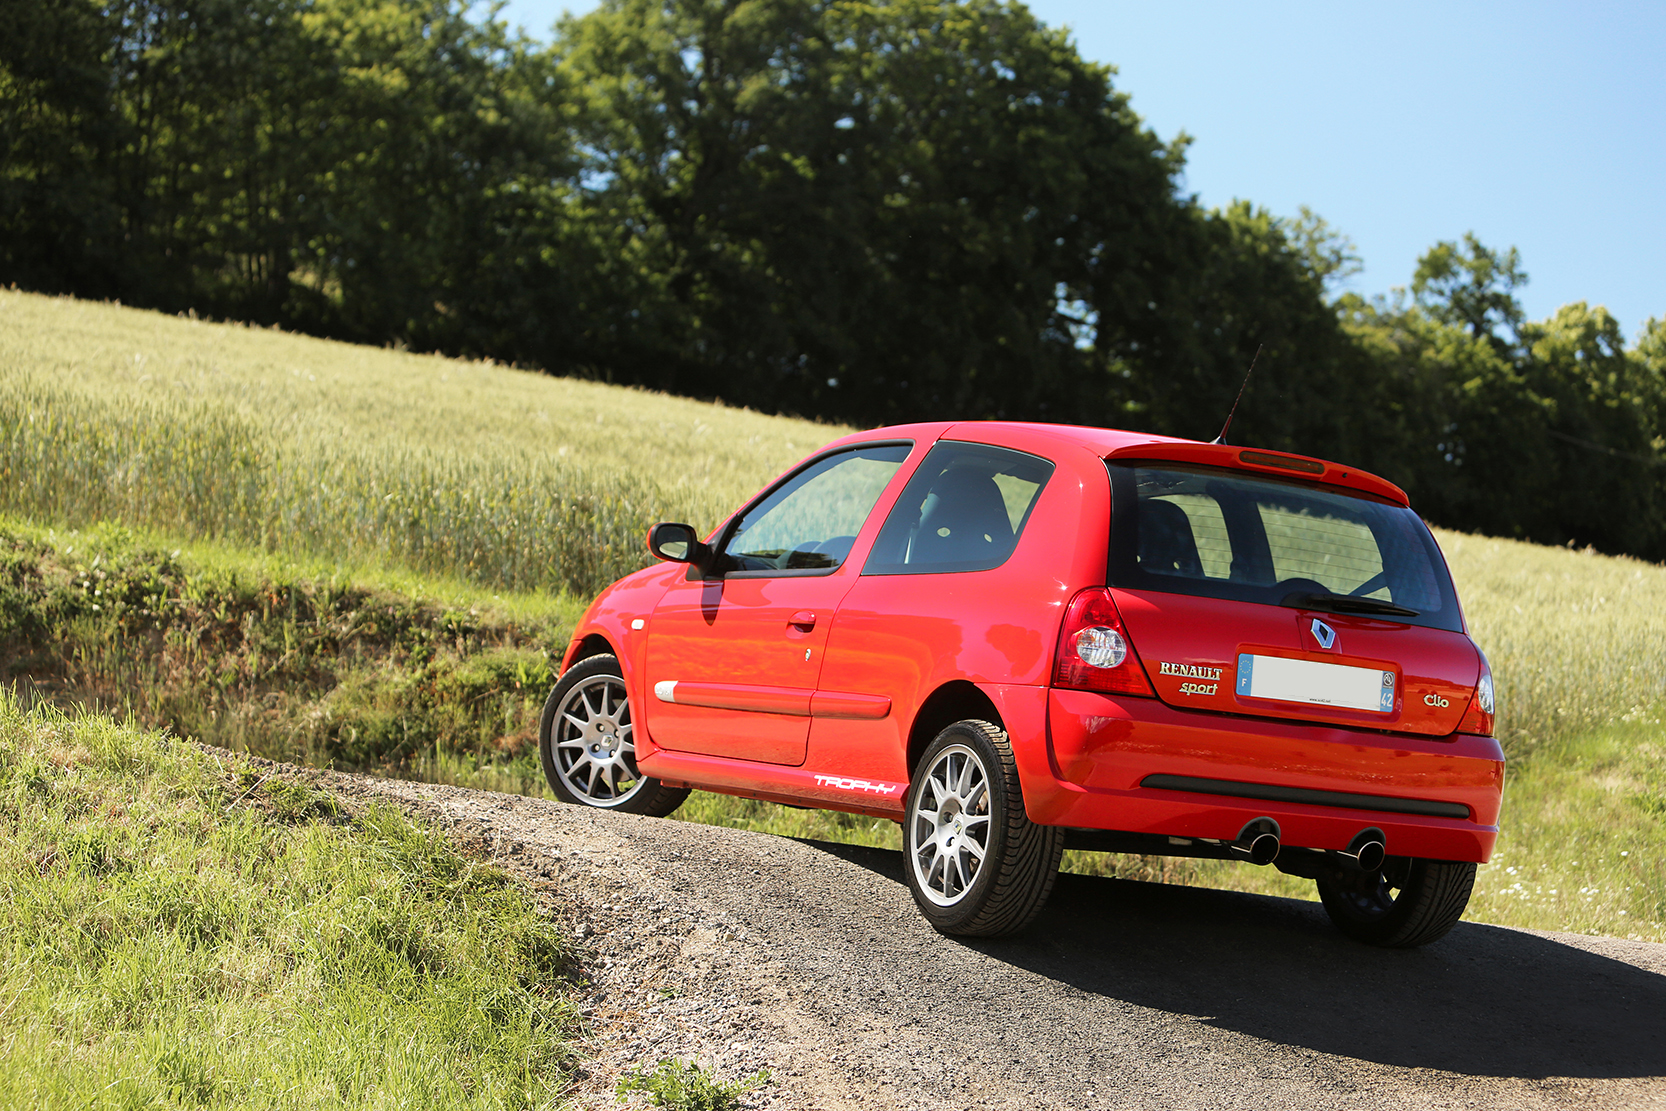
(1236, 654, 1252, 695)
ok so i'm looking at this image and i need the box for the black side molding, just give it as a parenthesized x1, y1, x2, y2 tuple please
(1140, 774, 1471, 820)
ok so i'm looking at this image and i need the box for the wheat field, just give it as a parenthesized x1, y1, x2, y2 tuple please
(1, 289, 842, 597)
(6, 290, 1664, 939)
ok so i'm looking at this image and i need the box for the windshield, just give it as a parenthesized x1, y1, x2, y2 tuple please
(1106, 461, 1464, 632)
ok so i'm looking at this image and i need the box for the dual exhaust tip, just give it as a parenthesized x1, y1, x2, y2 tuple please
(1229, 821, 1282, 866)
(1229, 820, 1386, 871)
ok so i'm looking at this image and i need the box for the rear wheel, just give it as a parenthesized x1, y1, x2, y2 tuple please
(1316, 855, 1476, 947)
(903, 720, 1063, 937)
(539, 654, 690, 817)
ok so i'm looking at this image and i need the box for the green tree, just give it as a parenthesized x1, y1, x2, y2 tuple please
(1341, 285, 1547, 538)
(1411, 231, 1527, 345)
(1517, 303, 1666, 555)
(286, 0, 581, 351)
(1111, 201, 1386, 457)
(1346, 237, 1666, 559)
(550, 0, 1400, 452)
(10, 0, 1665, 564)
(0, 0, 584, 357)
(0, 0, 125, 296)
(552, 0, 1189, 421)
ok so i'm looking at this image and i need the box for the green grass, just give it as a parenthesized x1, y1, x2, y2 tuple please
(616, 1060, 769, 1111)
(0, 288, 845, 597)
(1464, 718, 1665, 937)
(1443, 530, 1666, 754)
(0, 517, 918, 843)
(1434, 533, 1666, 940)
(0, 689, 577, 1108)
(0, 518, 580, 794)
(5, 290, 1665, 943)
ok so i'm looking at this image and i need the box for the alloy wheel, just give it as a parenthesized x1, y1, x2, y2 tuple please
(551, 673, 645, 806)
(909, 743, 992, 906)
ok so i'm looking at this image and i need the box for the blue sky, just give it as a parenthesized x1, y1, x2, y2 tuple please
(481, 1, 1665, 340)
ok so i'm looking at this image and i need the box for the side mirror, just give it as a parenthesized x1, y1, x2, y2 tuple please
(647, 522, 712, 568)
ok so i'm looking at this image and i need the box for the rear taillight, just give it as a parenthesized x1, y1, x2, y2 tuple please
(1457, 651, 1496, 735)
(1053, 588, 1155, 697)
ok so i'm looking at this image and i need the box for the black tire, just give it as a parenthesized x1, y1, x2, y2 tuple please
(538, 654, 690, 818)
(902, 719, 1064, 937)
(1316, 855, 1476, 948)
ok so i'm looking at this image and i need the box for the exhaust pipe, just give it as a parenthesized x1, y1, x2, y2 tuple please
(1229, 819, 1281, 866)
(1331, 828, 1387, 872)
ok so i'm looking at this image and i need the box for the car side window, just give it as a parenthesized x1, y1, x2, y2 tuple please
(724, 443, 912, 573)
(863, 442, 1054, 575)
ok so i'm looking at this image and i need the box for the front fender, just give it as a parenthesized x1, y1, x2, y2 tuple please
(559, 562, 681, 754)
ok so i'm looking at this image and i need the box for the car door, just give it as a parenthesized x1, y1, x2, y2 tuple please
(808, 439, 1064, 784)
(643, 442, 914, 765)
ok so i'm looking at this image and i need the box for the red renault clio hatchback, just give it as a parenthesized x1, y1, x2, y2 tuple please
(541, 422, 1503, 946)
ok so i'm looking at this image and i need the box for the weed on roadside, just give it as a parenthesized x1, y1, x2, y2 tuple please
(616, 1059, 770, 1111)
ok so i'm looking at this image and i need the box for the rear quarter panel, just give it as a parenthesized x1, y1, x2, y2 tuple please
(807, 430, 1112, 789)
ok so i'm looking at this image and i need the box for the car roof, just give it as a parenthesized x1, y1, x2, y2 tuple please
(832, 421, 1409, 507)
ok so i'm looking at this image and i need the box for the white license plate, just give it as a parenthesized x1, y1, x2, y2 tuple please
(1235, 654, 1395, 713)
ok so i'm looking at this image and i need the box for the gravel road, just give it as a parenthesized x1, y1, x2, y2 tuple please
(308, 767, 1666, 1111)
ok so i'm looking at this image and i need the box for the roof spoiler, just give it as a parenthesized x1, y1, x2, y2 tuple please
(1102, 442, 1409, 506)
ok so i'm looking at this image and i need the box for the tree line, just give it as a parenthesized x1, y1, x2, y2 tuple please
(5, 0, 1664, 558)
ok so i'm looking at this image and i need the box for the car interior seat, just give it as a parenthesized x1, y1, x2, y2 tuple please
(1138, 498, 1204, 577)
(908, 468, 1015, 566)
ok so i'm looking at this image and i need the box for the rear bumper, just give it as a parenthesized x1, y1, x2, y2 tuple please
(1029, 688, 1505, 863)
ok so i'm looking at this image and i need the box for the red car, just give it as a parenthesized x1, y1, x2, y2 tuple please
(541, 422, 1503, 946)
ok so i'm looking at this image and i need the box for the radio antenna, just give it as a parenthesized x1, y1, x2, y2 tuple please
(1210, 343, 1264, 446)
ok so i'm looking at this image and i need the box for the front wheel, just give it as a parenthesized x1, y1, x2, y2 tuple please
(538, 654, 690, 817)
(903, 720, 1063, 937)
(1316, 855, 1476, 947)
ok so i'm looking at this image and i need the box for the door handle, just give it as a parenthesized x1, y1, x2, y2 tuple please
(788, 610, 817, 631)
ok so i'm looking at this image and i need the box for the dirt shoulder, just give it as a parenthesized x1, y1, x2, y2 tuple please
(300, 764, 1666, 1111)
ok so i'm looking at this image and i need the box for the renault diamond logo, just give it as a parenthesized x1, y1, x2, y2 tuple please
(1311, 618, 1337, 650)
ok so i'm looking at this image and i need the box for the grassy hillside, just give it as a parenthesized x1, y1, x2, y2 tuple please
(4, 291, 1664, 941)
(0, 691, 575, 1107)
(0, 289, 843, 597)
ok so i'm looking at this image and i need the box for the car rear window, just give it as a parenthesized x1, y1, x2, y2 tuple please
(1106, 461, 1464, 632)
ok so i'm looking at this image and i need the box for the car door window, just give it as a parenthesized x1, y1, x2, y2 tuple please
(724, 444, 912, 574)
(863, 442, 1054, 574)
